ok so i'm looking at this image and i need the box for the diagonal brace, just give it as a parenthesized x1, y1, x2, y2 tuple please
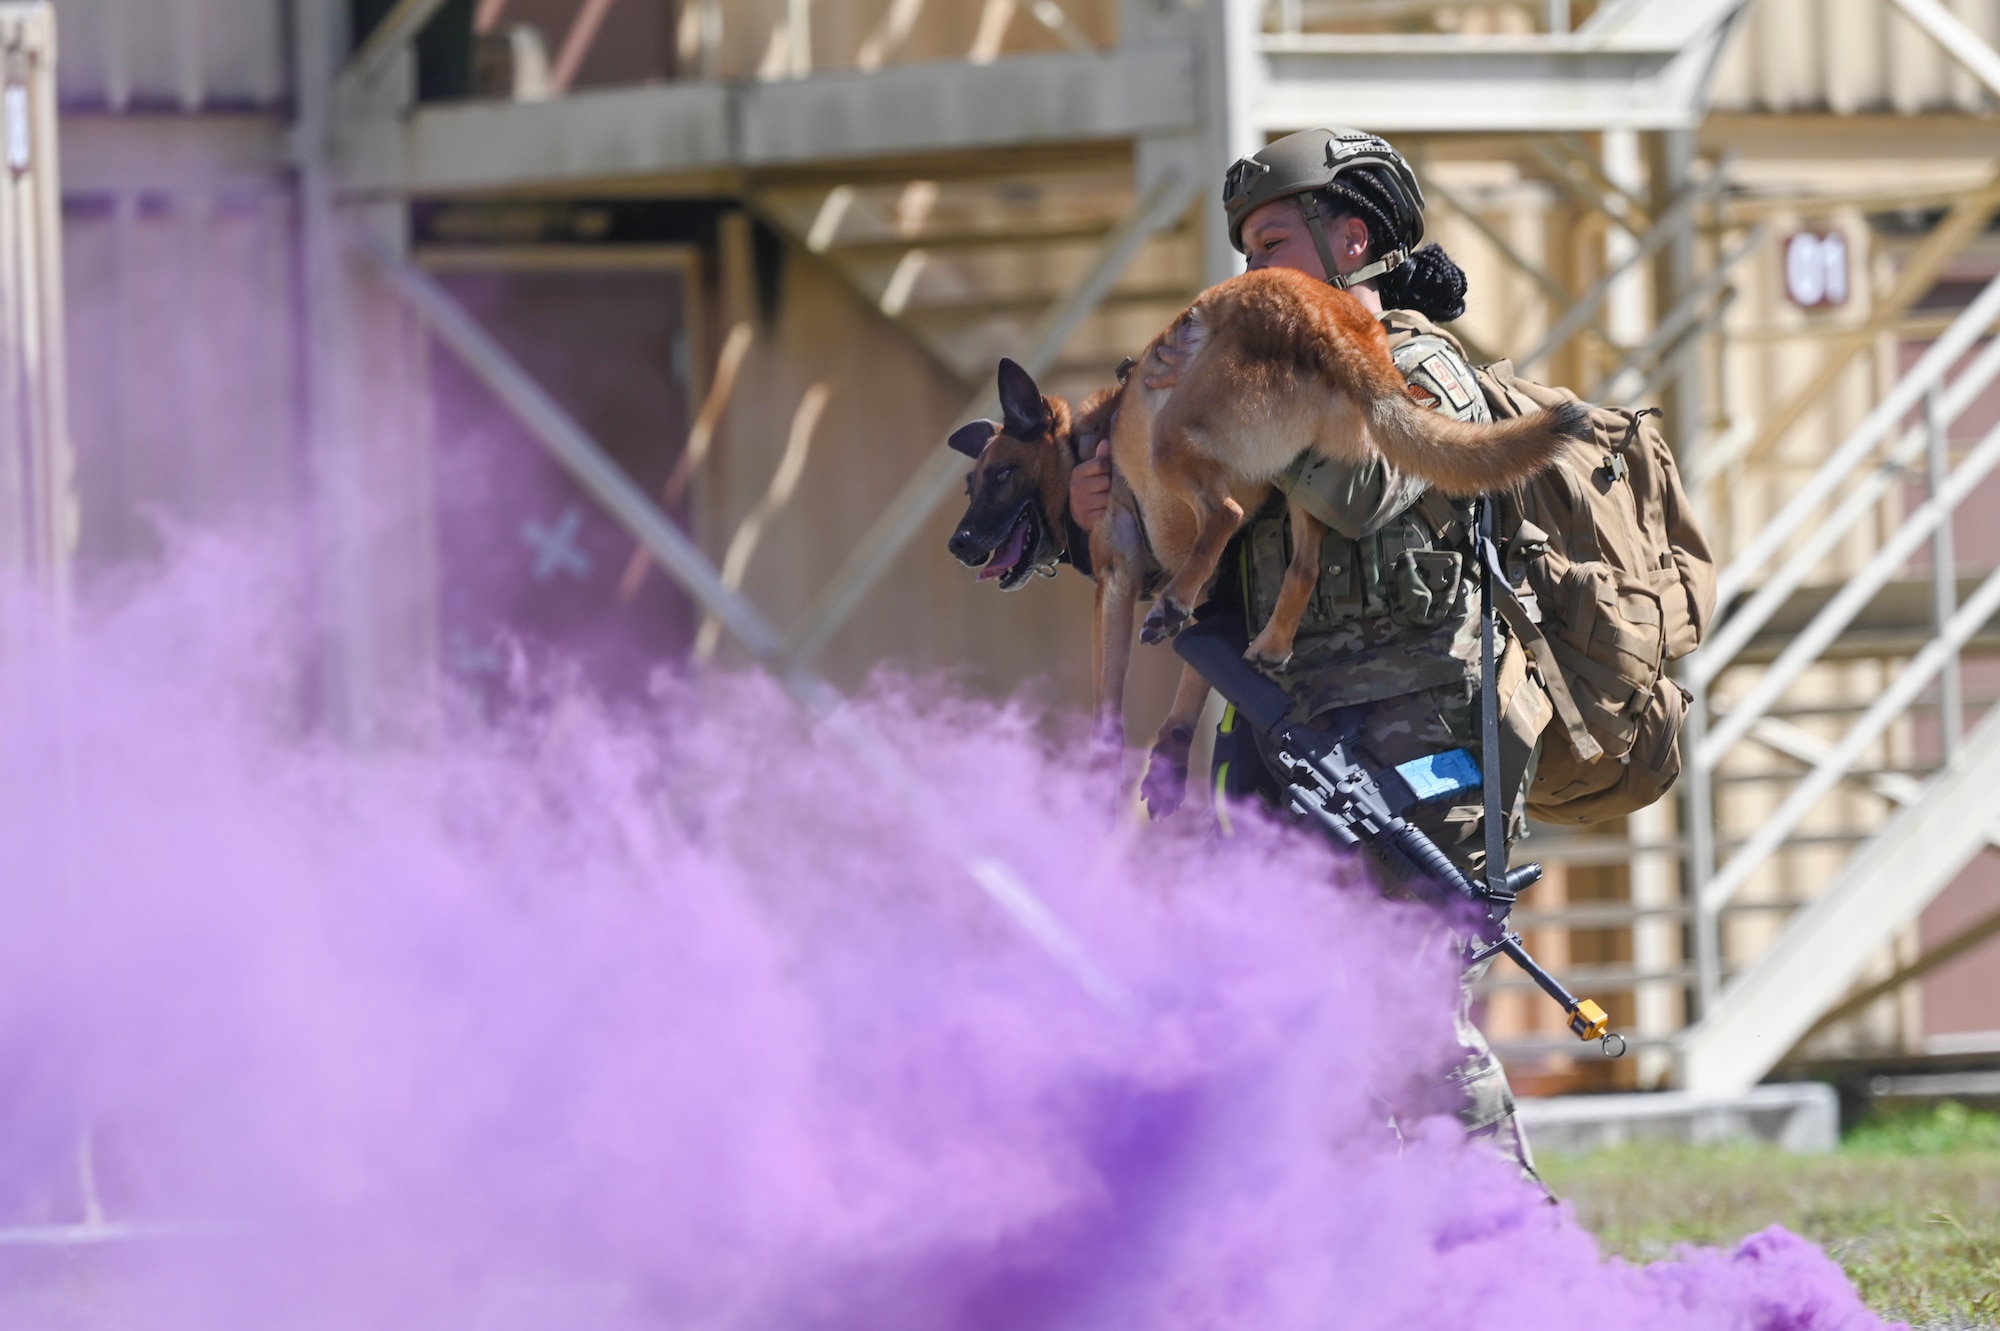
(1886, 0, 2000, 100)
(345, 0, 457, 89)
(782, 169, 1196, 671)
(356, 230, 1132, 1017)
(1515, 157, 1732, 376)
(363, 233, 792, 667)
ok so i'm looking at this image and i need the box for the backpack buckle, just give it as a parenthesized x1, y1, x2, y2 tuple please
(1503, 519, 1549, 585)
(1601, 452, 1630, 485)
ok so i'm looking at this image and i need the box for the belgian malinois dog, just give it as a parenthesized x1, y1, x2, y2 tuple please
(949, 268, 1586, 815)
(945, 361, 1217, 818)
(1111, 267, 1587, 660)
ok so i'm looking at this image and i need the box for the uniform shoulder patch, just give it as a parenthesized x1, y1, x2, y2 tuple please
(1418, 352, 1477, 413)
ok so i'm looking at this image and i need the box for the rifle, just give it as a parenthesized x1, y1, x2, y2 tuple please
(1174, 611, 1626, 1057)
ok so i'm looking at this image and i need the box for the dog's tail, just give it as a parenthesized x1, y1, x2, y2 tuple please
(1360, 385, 1590, 497)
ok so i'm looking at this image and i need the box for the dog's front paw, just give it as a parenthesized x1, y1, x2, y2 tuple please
(1243, 636, 1293, 673)
(1139, 598, 1192, 645)
(1141, 745, 1189, 821)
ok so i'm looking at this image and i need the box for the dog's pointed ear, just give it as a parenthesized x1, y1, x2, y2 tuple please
(947, 419, 997, 458)
(997, 358, 1049, 439)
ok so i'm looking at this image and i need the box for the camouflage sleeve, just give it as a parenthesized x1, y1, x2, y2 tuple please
(1275, 333, 1490, 539)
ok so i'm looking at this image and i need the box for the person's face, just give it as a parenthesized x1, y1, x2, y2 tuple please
(1239, 197, 1371, 281)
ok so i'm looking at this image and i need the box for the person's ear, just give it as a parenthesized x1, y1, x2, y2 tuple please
(1337, 213, 1371, 262)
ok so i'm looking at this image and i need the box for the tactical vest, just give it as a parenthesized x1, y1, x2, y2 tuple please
(1236, 319, 1493, 717)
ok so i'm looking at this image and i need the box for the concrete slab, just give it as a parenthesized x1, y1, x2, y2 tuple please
(1518, 1082, 1840, 1154)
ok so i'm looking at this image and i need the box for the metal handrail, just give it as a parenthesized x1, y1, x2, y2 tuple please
(1685, 282, 2000, 985)
(1694, 299, 2000, 684)
(1700, 541, 2000, 913)
(1712, 273, 2000, 611)
(1697, 416, 2000, 765)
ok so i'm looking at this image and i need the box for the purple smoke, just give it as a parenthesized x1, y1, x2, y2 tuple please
(0, 533, 1893, 1330)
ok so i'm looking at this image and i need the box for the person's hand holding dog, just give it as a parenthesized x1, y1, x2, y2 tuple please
(1070, 439, 1113, 531)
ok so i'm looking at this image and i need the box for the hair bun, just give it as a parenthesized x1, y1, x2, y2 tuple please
(1380, 242, 1468, 324)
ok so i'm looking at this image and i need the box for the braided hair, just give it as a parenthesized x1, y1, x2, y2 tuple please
(1318, 169, 1469, 324)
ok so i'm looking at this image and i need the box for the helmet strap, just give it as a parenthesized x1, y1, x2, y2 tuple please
(1292, 192, 1347, 289)
(1294, 191, 1407, 290)
(1329, 248, 1409, 290)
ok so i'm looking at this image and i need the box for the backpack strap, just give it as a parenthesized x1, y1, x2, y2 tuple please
(1487, 576, 1604, 763)
(1473, 496, 1603, 762)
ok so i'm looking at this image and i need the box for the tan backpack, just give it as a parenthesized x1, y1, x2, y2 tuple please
(1476, 364, 1718, 824)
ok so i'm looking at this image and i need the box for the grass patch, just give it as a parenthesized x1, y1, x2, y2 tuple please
(1540, 1102, 2000, 1328)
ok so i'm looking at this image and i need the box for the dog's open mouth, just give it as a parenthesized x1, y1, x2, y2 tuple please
(976, 504, 1043, 590)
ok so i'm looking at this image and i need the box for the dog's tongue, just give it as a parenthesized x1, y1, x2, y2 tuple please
(977, 512, 1032, 582)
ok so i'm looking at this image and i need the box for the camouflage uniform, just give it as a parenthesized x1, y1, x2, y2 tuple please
(1210, 313, 1551, 1178)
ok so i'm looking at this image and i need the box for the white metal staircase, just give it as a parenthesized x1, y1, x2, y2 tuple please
(1678, 271, 2000, 1093)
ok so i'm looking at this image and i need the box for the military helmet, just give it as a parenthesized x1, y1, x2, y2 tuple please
(1222, 127, 1427, 288)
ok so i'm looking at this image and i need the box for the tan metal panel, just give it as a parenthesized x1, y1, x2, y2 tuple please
(50, 0, 287, 109)
(1826, 0, 1888, 113)
(1711, 0, 2000, 113)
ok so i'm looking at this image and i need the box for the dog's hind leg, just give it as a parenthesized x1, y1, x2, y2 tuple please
(1140, 663, 1215, 820)
(1245, 501, 1327, 671)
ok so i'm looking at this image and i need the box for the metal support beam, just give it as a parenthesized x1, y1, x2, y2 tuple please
(1926, 388, 1964, 758)
(1703, 276, 2000, 655)
(781, 169, 1196, 670)
(345, 0, 454, 89)
(747, 194, 975, 391)
(1886, 0, 2000, 102)
(1652, 127, 1703, 457)
(1597, 222, 1763, 400)
(1703, 406, 2000, 751)
(1681, 695, 2000, 1094)
(1749, 716, 2000, 850)
(1257, 0, 1753, 134)
(1525, 135, 1648, 236)
(1699, 555, 2000, 915)
(1734, 169, 2000, 473)
(337, 45, 1199, 196)
(1419, 170, 1621, 353)
(1627, 284, 1734, 405)
(1515, 160, 1729, 374)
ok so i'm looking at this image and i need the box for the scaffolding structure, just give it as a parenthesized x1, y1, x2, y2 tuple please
(0, 2, 68, 616)
(34, 0, 2000, 1101)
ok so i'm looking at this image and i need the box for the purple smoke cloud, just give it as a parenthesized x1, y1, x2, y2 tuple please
(0, 533, 1893, 1330)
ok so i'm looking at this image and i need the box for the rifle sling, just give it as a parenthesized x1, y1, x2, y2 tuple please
(1478, 502, 1507, 896)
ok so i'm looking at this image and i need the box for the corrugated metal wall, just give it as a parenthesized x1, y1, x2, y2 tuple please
(62, 192, 300, 569)
(43, 0, 2000, 115)
(51, 0, 288, 108)
(1710, 0, 2000, 115)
